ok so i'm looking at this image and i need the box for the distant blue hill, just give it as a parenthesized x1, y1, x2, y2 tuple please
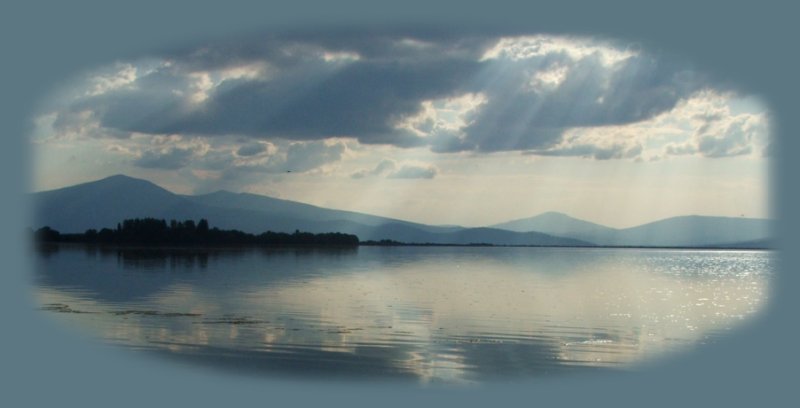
(610, 215, 773, 248)
(30, 175, 588, 247)
(492, 212, 617, 243)
(491, 212, 773, 248)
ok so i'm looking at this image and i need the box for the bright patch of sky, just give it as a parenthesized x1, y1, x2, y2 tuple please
(481, 35, 638, 66)
(30, 33, 771, 228)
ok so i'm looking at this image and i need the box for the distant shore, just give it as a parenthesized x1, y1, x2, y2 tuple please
(30, 217, 772, 251)
(359, 240, 772, 250)
(34, 240, 772, 252)
(31, 218, 359, 248)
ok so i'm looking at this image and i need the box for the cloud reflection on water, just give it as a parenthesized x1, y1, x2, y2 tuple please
(34, 246, 771, 384)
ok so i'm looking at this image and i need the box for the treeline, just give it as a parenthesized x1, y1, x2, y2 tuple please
(33, 218, 359, 247)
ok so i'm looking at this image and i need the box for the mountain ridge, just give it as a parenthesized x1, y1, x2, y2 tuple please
(31, 175, 773, 248)
(31, 175, 588, 246)
(492, 210, 772, 247)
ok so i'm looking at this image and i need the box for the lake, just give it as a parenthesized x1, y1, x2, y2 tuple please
(32, 244, 773, 385)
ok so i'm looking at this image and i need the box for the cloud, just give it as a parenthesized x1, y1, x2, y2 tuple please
(387, 164, 438, 179)
(115, 132, 346, 177)
(663, 143, 696, 156)
(520, 118, 647, 160)
(86, 63, 139, 96)
(133, 147, 195, 170)
(283, 140, 346, 172)
(351, 159, 397, 179)
(48, 32, 739, 163)
(532, 142, 643, 160)
(183, 140, 347, 194)
(454, 52, 706, 153)
(694, 115, 761, 158)
(236, 142, 269, 157)
(51, 109, 130, 140)
(195, 140, 346, 175)
(80, 46, 481, 147)
(656, 92, 768, 159)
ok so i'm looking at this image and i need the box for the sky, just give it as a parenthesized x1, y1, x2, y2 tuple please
(30, 31, 771, 228)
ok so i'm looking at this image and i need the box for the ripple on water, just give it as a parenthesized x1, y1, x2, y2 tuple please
(34, 246, 774, 383)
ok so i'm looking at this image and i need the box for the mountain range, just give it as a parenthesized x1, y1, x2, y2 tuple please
(491, 212, 773, 248)
(31, 175, 773, 248)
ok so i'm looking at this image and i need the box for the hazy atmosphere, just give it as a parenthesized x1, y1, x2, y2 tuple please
(30, 31, 771, 228)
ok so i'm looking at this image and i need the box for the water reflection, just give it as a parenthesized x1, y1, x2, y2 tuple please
(33, 245, 772, 384)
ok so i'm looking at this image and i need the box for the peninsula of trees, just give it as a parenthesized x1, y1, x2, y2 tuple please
(33, 218, 360, 247)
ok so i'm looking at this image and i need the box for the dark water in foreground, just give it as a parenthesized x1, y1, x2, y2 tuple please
(33, 244, 773, 385)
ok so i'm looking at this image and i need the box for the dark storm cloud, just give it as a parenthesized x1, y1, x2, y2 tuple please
(157, 29, 495, 71)
(70, 64, 193, 135)
(64, 32, 716, 155)
(115, 57, 483, 144)
(457, 53, 707, 152)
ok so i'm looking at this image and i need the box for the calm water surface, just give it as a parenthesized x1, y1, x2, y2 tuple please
(33, 245, 773, 385)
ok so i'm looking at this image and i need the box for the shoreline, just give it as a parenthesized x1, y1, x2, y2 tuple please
(35, 241, 774, 251)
